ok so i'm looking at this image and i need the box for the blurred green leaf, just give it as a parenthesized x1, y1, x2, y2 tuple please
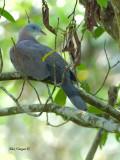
(76, 64, 87, 71)
(115, 133, 120, 142)
(0, 117, 8, 124)
(100, 131, 108, 148)
(54, 88, 66, 106)
(81, 81, 90, 92)
(96, 0, 108, 8)
(93, 27, 105, 38)
(88, 105, 103, 114)
(0, 8, 15, 22)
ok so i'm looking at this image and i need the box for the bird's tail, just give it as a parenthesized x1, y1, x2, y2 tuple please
(62, 81, 87, 111)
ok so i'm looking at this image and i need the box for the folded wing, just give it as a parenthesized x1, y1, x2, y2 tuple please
(10, 40, 51, 80)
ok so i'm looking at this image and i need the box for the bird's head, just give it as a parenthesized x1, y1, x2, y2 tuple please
(25, 23, 46, 36)
(18, 23, 46, 41)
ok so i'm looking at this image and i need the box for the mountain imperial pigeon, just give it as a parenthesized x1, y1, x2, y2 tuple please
(10, 23, 87, 111)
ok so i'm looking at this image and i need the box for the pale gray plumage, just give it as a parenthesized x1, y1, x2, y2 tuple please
(10, 23, 87, 110)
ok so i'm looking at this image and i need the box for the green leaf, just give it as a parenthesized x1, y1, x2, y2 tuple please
(115, 133, 120, 142)
(88, 105, 103, 114)
(0, 8, 15, 22)
(54, 88, 66, 106)
(76, 64, 87, 71)
(0, 117, 8, 124)
(96, 0, 108, 8)
(81, 23, 87, 33)
(93, 27, 105, 38)
(81, 81, 90, 93)
(100, 131, 108, 148)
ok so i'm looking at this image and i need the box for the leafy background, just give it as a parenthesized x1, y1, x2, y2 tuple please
(0, 0, 120, 160)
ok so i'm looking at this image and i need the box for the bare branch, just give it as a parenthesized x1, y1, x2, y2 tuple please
(45, 85, 56, 126)
(0, 72, 120, 121)
(0, 49, 3, 74)
(27, 80, 42, 104)
(25, 10, 31, 24)
(85, 128, 104, 160)
(0, 86, 21, 109)
(0, 104, 120, 133)
(94, 41, 120, 95)
(86, 85, 119, 160)
(68, 0, 78, 19)
(54, 17, 60, 50)
(16, 80, 25, 100)
(0, 72, 50, 82)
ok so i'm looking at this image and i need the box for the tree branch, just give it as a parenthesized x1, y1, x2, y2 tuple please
(1, 72, 120, 121)
(85, 128, 104, 160)
(1, 103, 120, 133)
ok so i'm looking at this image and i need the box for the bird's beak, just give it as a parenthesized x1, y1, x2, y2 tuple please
(40, 30, 46, 35)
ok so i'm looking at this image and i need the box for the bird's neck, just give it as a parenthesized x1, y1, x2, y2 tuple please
(18, 29, 37, 42)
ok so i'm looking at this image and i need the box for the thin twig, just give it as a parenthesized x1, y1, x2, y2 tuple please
(0, 49, 3, 74)
(68, 0, 78, 19)
(85, 128, 104, 160)
(45, 85, 68, 127)
(27, 80, 43, 117)
(45, 85, 56, 126)
(46, 84, 55, 103)
(45, 85, 69, 127)
(54, 17, 60, 50)
(94, 41, 120, 95)
(25, 10, 31, 24)
(16, 80, 25, 100)
(0, 85, 40, 117)
(47, 120, 69, 127)
(111, 60, 120, 68)
(0, 86, 22, 109)
(11, 37, 16, 52)
(27, 80, 42, 104)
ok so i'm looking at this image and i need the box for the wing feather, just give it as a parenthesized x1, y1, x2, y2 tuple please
(10, 40, 76, 82)
(10, 40, 50, 80)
